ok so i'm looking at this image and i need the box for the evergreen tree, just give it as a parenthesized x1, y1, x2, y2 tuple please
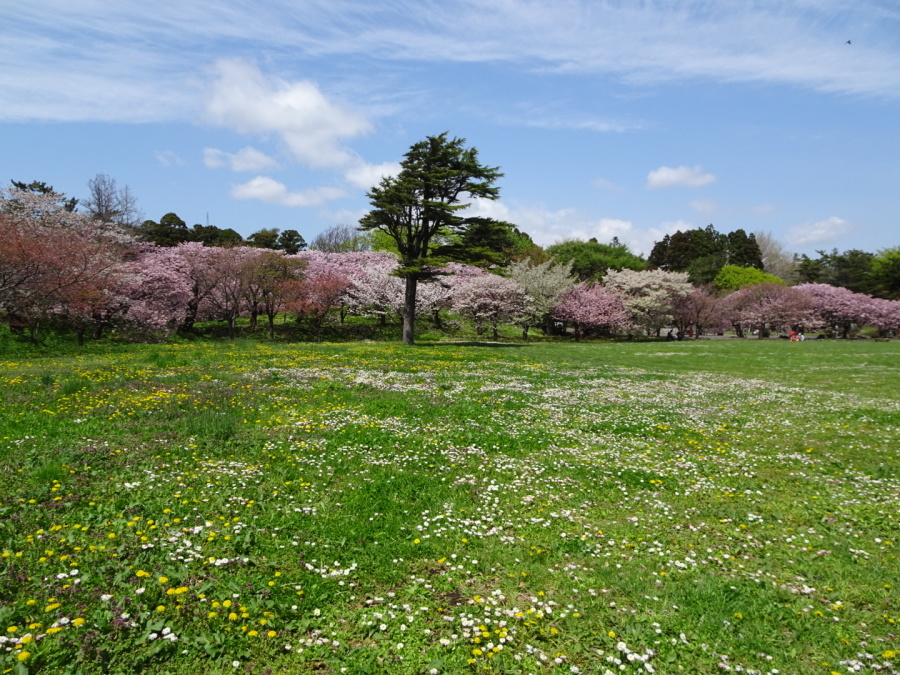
(360, 133, 503, 345)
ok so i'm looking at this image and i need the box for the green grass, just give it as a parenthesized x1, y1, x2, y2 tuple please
(0, 339, 898, 674)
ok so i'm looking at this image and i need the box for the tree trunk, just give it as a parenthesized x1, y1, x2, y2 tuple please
(76, 327, 85, 347)
(268, 313, 276, 340)
(402, 276, 418, 345)
(182, 300, 199, 332)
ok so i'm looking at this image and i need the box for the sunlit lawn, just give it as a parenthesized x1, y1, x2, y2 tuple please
(0, 339, 898, 674)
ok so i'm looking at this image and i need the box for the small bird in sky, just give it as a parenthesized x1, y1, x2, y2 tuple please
(846, 40, 851, 45)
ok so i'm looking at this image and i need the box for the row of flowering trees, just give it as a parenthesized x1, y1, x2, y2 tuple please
(3, 187, 900, 343)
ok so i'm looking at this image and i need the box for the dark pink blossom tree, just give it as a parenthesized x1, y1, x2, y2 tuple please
(289, 251, 354, 337)
(242, 251, 306, 338)
(672, 286, 728, 338)
(1, 187, 133, 341)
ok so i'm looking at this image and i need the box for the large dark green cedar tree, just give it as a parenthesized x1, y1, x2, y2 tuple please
(360, 133, 503, 344)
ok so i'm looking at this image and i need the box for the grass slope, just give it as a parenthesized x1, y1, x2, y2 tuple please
(0, 340, 898, 674)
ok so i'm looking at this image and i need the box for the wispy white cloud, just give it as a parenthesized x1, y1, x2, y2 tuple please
(204, 146, 280, 172)
(231, 176, 345, 207)
(751, 203, 777, 216)
(155, 150, 186, 167)
(592, 177, 624, 193)
(786, 216, 853, 246)
(513, 109, 636, 133)
(647, 165, 716, 190)
(689, 199, 718, 215)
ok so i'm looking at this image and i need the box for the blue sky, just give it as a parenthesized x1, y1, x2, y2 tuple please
(2, 0, 899, 256)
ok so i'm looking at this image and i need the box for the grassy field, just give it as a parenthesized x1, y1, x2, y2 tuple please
(0, 339, 898, 674)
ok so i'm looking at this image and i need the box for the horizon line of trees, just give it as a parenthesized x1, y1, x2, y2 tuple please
(12, 174, 899, 301)
(3, 184, 900, 346)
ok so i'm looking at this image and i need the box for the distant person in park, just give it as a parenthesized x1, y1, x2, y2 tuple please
(667, 329, 675, 341)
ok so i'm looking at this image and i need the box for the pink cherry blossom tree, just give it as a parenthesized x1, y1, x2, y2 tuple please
(795, 283, 875, 338)
(552, 283, 630, 339)
(450, 273, 530, 338)
(343, 252, 404, 324)
(721, 283, 814, 338)
(421, 262, 487, 329)
(160, 242, 226, 332)
(202, 247, 262, 338)
(603, 268, 693, 336)
(867, 297, 900, 336)
(122, 245, 193, 339)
